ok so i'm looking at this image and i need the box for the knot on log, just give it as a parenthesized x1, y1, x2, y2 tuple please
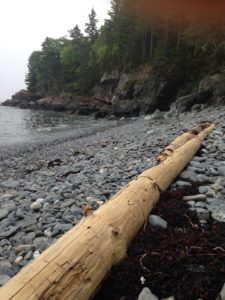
(83, 205, 93, 217)
(138, 175, 163, 194)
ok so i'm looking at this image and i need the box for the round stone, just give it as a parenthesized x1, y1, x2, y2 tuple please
(0, 209, 9, 220)
(149, 215, 167, 229)
(0, 275, 11, 286)
(15, 256, 23, 265)
(30, 202, 42, 211)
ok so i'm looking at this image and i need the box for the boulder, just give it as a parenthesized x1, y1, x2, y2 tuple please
(37, 97, 66, 111)
(94, 70, 120, 103)
(168, 90, 212, 116)
(113, 98, 140, 117)
(115, 74, 134, 99)
(2, 90, 41, 108)
(199, 72, 225, 97)
(93, 83, 115, 103)
(134, 73, 181, 113)
(12, 90, 41, 101)
(94, 69, 181, 116)
(100, 70, 120, 83)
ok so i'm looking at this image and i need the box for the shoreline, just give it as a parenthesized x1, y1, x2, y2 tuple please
(0, 116, 124, 161)
(1, 106, 225, 293)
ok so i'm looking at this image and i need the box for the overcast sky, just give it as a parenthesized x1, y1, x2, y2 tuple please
(0, 0, 111, 102)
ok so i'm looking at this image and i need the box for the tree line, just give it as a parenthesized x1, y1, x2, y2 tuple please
(26, 0, 225, 96)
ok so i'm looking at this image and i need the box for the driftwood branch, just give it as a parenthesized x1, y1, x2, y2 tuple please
(0, 123, 214, 300)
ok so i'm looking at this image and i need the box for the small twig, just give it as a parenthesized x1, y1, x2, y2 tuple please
(139, 253, 151, 273)
(213, 247, 225, 253)
(185, 214, 199, 229)
(143, 219, 148, 232)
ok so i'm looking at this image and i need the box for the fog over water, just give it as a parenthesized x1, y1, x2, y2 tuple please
(0, 0, 110, 103)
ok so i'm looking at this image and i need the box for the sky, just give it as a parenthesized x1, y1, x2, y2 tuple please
(0, 0, 111, 102)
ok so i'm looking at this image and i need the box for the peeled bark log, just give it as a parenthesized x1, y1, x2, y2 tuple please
(0, 123, 214, 300)
(156, 123, 212, 162)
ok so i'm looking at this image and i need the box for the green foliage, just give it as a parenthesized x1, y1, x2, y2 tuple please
(85, 9, 99, 42)
(26, 0, 225, 98)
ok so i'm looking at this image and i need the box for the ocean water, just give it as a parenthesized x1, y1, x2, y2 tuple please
(0, 106, 109, 148)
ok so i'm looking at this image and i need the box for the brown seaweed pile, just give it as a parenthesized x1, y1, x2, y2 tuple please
(94, 183, 225, 300)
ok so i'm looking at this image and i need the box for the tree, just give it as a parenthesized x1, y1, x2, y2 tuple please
(85, 9, 99, 42)
(26, 51, 43, 93)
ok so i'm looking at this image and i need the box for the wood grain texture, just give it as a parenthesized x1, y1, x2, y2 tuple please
(0, 123, 214, 300)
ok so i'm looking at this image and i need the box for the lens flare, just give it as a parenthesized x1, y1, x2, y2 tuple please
(132, 0, 225, 22)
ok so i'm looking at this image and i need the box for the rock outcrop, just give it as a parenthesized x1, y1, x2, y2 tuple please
(94, 67, 181, 116)
(2, 90, 42, 108)
(2, 91, 113, 117)
(199, 72, 225, 104)
(3, 69, 225, 118)
(168, 90, 213, 116)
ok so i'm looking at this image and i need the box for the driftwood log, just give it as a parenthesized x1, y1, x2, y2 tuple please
(0, 123, 214, 300)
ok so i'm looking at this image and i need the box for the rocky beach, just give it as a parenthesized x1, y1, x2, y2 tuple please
(1, 105, 225, 298)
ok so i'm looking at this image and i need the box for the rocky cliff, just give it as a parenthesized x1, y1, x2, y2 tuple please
(3, 68, 225, 118)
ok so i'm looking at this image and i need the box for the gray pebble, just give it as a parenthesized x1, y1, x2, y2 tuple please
(182, 195, 206, 202)
(218, 167, 225, 176)
(196, 208, 210, 221)
(138, 287, 158, 300)
(0, 209, 9, 220)
(0, 275, 11, 286)
(212, 206, 225, 222)
(198, 186, 208, 194)
(24, 251, 33, 260)
(187, 201, 195, 207)
(195, 202, 206, 208)
(180, 171, 196, 180)
(149, 215, 167, 229)
(30, 202, 42, 211)
(54, 223, 73, 232)
(176, 181, 191, 188)
(219, 283, 225, 300)
(0, 261, 14, 276)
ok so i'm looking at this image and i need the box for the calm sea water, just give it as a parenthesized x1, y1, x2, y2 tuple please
(0, 106, 110, 148)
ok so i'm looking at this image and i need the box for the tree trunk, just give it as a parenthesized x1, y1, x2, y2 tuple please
(0, 123, 214, 300)
(150, 26, 154, 61)
(164, 22, 169, 50)
(176, 22, 181, 52)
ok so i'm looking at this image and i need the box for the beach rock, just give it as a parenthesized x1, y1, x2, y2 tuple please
(149, 215, 167, 229)
(219, 283, 225, 300)
(24, 250, 33, 260)
(15, 256, 23, 264)
(180, 170, 196, 181)
(199, 72, 225, 98)
(169, 90, 212, 115)
(138, 287, 159, 300)
(198, 186, 208, 194)
(182, 195, 207, 202)
(212, 206, 225, 222)
(33, 250, 40, 259)
(195, 202, 206, 208)
(0, 275, 11, 286)
(54, 223, 73, 232)
(0, 209, 9, 220)
(187, 201, 195, 207)
(176, 181, 192, 187)
(218, 167, 225, 176)
(15, 244, 33, 253)
(148, 109, 164, 120)
(0, 261, 14, 276)
(33, 237, 48, 250)
(0, 226, 20, 239)
(196, 208, 210, 221)
(30, 202, 42, 211)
